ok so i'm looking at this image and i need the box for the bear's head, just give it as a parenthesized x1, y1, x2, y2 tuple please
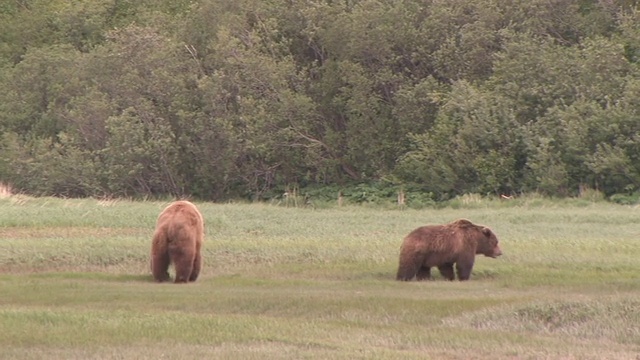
(476, 227, 502, 258)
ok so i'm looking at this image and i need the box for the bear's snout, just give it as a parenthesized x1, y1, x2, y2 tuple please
(492, 247, 503, 258)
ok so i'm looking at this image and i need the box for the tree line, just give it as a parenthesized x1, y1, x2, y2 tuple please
(1, 0, 639, 203)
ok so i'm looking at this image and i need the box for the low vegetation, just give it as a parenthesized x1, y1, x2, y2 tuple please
(0, 195, 639, 359)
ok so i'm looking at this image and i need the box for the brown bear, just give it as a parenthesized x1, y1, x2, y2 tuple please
(150, 200, 204, 283)
(396, 219, 502, 281)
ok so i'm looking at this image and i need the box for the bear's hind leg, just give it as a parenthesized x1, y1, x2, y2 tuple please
(396, 267, 415, 281)
(437, 263, 455, 281)
(151, 251, 171, 282)
(396, 255, 422, 281)
(415, 266, 432, 280)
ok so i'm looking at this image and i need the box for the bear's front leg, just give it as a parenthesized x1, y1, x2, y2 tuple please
(455, 259, 474, 281)
(171, 247, 195, 283)
(189, 252, 202, 282)
(437, 263, 455, 281)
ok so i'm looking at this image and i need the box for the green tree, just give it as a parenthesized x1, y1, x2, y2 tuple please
(101, 106, 181, 197)
(0, 45, 83, 139)
(396, 81, 523, 197)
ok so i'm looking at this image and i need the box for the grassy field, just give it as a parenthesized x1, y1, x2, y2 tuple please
(0, 195, 639, 359)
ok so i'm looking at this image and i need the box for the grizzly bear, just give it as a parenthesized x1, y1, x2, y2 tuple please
(150, 200, 204, 283)
(396, 219, 502, 281)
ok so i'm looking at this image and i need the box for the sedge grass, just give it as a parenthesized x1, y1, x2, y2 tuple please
(0, 197, 639, 359)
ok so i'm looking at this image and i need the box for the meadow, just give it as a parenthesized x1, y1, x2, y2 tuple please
(0, 195, 639, 359)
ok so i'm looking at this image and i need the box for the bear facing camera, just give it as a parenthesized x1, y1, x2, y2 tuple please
(150, 200, 204, 283)
(396, 219, 502, 281)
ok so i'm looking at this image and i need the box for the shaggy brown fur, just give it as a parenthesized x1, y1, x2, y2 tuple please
(150, 201, 204, 283)
(396, 219, 502, 281)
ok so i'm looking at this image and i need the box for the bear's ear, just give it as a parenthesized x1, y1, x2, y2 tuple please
(481, 227, 492, 237)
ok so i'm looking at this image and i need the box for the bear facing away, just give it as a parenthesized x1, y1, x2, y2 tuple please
(396, 219, 502, 281)
(150, 200, 204, 283)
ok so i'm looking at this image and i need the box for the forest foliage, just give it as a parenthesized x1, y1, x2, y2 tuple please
(1, 0, 639, 203)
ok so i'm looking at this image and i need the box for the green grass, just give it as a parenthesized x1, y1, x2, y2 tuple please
(0, 196, 639, 359)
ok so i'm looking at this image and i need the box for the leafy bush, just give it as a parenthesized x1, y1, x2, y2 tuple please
(609, 193, 640, 205)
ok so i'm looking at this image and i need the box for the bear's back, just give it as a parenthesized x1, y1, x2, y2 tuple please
(403, 224, 466, 255)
